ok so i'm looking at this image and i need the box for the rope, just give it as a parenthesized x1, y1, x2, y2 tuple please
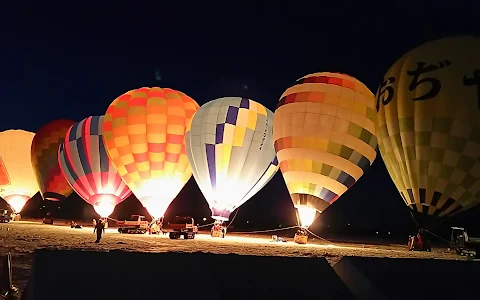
(407, 210, 450, 244)
(197, 222, 215, 228)
(409, 210, 420, 231)
(226, 208, 240, 228)
(106, 215, 303, 239)
(102, 215, 330, 243)
(306, 228, 330, 242)
(109, 216, 215, 229)
(230, 225, 299, 234)
(425, 229, 450, 243)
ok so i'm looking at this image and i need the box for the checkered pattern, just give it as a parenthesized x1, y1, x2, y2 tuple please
(102, 87, 199, 218)
(376, 36, 480, 217)
(58, 116, 131, 208)
(185, 97, 279, 220)
(31, 119, 75, 201)
(274, 72, 378, 213)
(0, 130, 39, 212)
(378, 117, 480, 217)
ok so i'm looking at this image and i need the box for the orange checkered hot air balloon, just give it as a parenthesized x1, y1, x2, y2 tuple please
(103, 87, 199, 220)
(31, 120, 75, 204)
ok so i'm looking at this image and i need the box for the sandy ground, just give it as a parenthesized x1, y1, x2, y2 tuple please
(0, 220, 462, 294)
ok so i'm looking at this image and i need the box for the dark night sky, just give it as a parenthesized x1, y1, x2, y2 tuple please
(1, 1, 480, 238)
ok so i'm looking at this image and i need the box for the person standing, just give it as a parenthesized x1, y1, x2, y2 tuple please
(93, 219, 105, 243)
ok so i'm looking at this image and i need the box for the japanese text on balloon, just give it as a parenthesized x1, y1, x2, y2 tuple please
(375, 77, 396, 111)
(407, 60, 451, 101)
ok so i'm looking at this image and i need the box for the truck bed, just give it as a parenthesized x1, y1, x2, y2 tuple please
(170, 224, 192, 230)
(117, 221, 140, 226)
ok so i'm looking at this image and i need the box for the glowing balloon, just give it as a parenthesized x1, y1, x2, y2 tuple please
(31, 119, 75, 201)
(102, 87, 199, 219)
(274, 72, 378, 228)
(0, 130, 39, 212)
(376, 36, 480, 217)
(58, 116, 131, 217)
(185, 97, 279, 221)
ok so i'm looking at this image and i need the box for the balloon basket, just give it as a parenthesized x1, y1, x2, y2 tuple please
(210, 223, 226, 238)
(12, 214, 21, 222)
(211, 229, 225, 238)
(294, 233, 308, 244)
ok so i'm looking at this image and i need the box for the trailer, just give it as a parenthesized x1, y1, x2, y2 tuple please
(168, 216, 198, 240)
(117, 215, 149, 234)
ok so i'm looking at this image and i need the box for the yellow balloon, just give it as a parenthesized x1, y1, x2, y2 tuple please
(0, 130, 39, 212)
(274, 72, 378, 227)
(376, 36, 480, 217)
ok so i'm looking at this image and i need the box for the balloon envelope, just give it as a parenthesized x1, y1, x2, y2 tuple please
(102, 87, 199, 219)
(274, 72, 378, 227)
(376, 36, 480, 217)
(58, 116, 131, 217)
(185, 97, 279, 221)
(31, 119, 75, 201)
(0, 130, 39, 212)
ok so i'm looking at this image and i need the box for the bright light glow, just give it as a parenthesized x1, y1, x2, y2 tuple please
(137, 178, 185, 219)
(296, 205, 317, 228)
(141, 196, 172, 220)
(92, 195, 116, 218)
(0, 130, 39, 212)
(4, 194, 30, 213)
(89, 194, 121, 218)
(185, 100, 279, 224)
(210, 179, 238, 218)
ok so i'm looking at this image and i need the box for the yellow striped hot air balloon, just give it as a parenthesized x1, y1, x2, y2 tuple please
(274, 72, 378, 228)
(102, 87, 199, 220)
(376, 36, 480, 217)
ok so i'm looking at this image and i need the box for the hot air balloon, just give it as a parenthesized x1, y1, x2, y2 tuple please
(58, 116, 131, 218)
(102, 87, 199, 220)
(31, 120, 75, 207)
(274, 72, 378, 230)
(376, 36, 480, 219)
(0, 130, 40, 213)
(185, 97, 279, 231)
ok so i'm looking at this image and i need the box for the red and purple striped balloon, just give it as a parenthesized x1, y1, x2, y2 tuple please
(58, 116, 131, 217)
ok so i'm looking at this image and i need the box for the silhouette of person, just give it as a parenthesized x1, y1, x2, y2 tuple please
(93, 219, 105, 243)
